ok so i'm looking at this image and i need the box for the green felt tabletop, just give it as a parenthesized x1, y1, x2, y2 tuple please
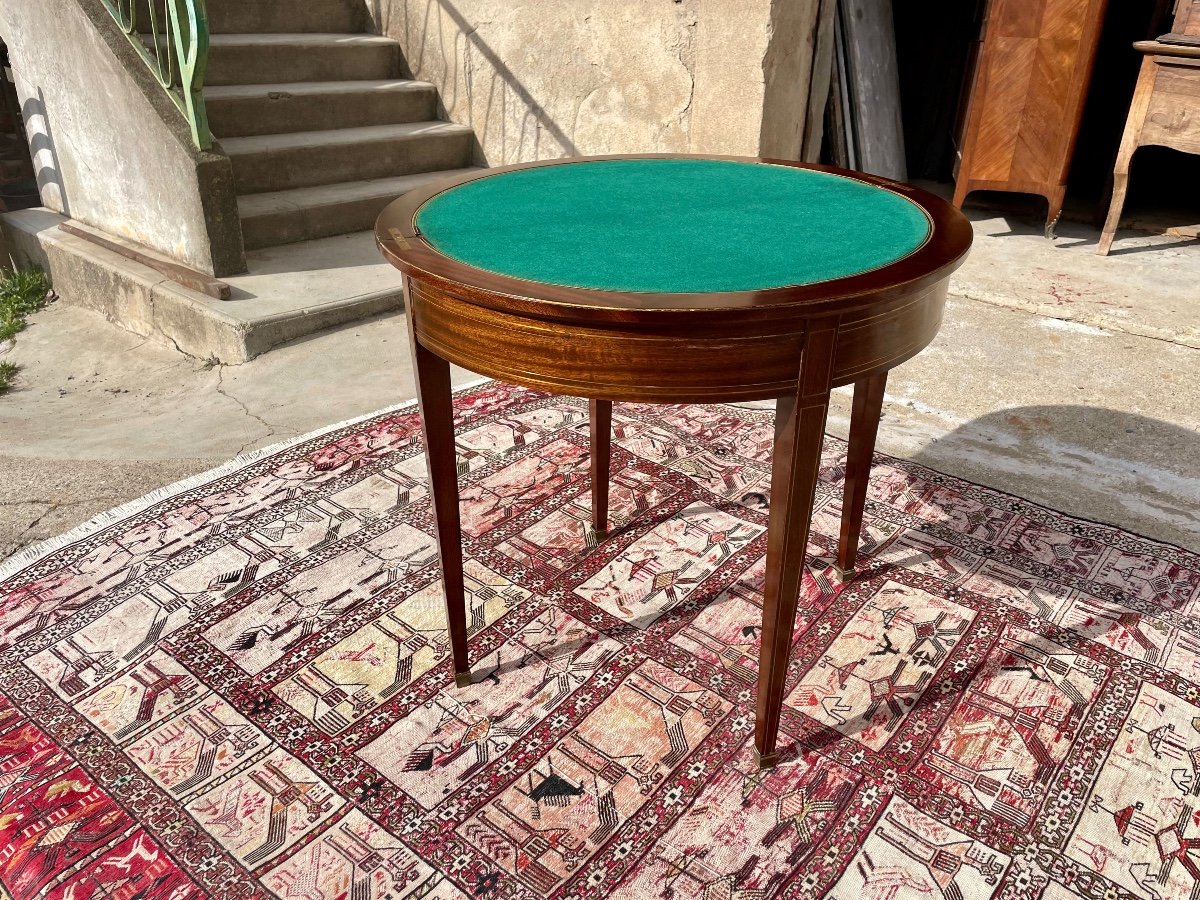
(413, 159, 931, 294)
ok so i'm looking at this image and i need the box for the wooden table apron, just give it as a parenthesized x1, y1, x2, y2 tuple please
(375, 155, 973, 768)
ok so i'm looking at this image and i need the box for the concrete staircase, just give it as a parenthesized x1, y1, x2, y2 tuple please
(0, 0, 489, 363)
(201, 1, 478, 251)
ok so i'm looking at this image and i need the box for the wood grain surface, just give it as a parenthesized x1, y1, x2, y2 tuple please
(1099, 43, 1200, 254)
(953, 0, 1109, 233)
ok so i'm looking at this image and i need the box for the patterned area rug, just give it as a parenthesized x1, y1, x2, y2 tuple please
(1, 381, 1198, 900)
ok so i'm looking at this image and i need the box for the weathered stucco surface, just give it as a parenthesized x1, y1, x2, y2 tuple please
(759, 0, 821, 158)
(0, 0, 244, 275)
(368, 0, 819, 164)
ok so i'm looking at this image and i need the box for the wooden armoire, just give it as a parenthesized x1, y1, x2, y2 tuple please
(953, 0, 1109, 235)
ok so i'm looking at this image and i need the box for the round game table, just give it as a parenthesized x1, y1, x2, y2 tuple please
(375, 155, 972, 767)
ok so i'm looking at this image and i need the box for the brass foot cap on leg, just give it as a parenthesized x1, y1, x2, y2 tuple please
(833, 565, 850, 584)
(754, 748, 779, 770)
(454, 670, 473, 688)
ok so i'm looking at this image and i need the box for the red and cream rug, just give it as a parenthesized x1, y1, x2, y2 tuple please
(1, 380, 1198, 900)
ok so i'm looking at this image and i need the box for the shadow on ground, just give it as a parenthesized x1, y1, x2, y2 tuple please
(907, 404, 1200, 552)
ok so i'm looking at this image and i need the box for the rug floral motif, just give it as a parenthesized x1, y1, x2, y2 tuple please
(1, 381, 1198, 900)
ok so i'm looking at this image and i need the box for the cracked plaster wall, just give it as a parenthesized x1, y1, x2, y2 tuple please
(367, 0, 820, 165)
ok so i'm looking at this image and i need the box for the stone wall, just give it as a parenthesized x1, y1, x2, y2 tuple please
(366, 0, 821, 165)
(0, 0, 245, 276)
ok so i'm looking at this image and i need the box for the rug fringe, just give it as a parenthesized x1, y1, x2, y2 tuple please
(0, 376, 496, 584)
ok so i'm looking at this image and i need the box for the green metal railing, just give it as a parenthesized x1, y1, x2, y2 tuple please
(99, 0, 212, 150)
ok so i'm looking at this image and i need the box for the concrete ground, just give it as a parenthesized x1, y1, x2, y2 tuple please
(2, 209, 1198, 561)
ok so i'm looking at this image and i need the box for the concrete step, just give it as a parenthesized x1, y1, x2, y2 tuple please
(238, 168, 482, 249)
(223, 122, 476, 195)
(206, 81, 439, 138)
(206, 34, 399, 86)
(2, 210, 412, 363)
(206, 0, 365, 34)
(137, 0, 365, 34)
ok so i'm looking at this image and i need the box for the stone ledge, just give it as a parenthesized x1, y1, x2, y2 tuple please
(0, 209, 406, 363)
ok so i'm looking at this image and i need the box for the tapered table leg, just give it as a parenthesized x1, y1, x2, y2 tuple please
(755, 324, 838, 768)
(407, 314, 471, 688)
(836, 372, 887, 580)
(590, 399, 612, 534)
